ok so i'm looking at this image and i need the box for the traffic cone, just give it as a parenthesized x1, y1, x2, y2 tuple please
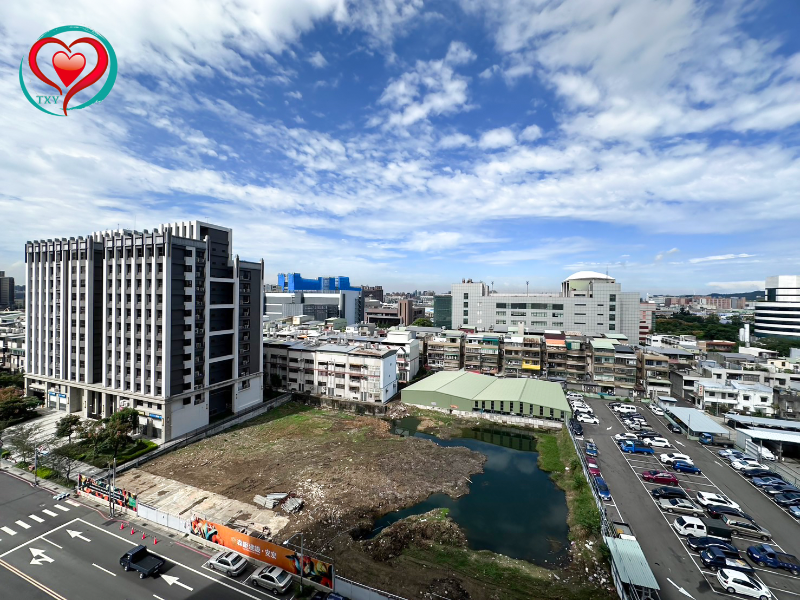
(120, 522, 125, 530)
(131, 527, 135, 535)
(142, 532, 146, 540)
(154, 537, 158, 545)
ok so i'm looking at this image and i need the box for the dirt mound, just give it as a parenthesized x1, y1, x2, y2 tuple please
(424, 578, 472, 600)
(363, 509, 467, 561)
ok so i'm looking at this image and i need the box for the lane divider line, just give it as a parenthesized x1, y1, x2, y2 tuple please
(0, 558, 68, 600)
(92, 562, 116, 577)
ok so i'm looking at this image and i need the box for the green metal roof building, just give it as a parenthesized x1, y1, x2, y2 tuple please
(403, 370, 571, 422)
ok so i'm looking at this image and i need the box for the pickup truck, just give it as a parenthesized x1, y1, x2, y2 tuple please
(120, 545, 165, 579)
(619, 440, 655, 455)
(746, 544, 800, 575)
(699, 433, 734, 448)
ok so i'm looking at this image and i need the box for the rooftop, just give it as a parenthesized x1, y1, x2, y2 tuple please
(724, 413, 800, 431)
(603, 536, 660, 590)
(666, 407, 727, 434)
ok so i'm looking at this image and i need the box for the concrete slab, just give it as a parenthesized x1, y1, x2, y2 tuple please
(116, 469, 290, 537)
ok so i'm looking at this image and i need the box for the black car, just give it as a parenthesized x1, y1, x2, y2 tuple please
(569, 419, 584, 436)
(705, 505, 754, 522)
(742, 468, 781, 479)
(700, 547, 754, 573)
(763, 483, 800, 495)
(668, 423, 682, 433)
(775, 492, 800, 506)
(651, 486, 689, 500)
(636, 430, 659, 439)
(687, 536, 740, 555)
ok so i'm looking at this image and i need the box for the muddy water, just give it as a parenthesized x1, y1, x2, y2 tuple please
(372, 417, 570, 566)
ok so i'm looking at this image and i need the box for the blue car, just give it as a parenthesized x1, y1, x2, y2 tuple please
(788, 505, 800, 519)
(594, 475, 611, 501)
(673, 461, 702, 474)
(752, 476, 785, 488)
(585, 442, 598, 457)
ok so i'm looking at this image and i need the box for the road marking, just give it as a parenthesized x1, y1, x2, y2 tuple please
(42, 538, 62, 550)
(66, 529, 91, 542)
(28, 515, 44, 523)
(1, 526, 17, 536)
(162, 573, 194, 591)
(0, 558, 67, 600)
(154, 596, 166, 600)
(0, 518, 79, 559)
(66, 500, 80, 507)
(42, 510, 58, 517)
(15, 520, 31, 530)
(30, 548, 54, 565)
(674, 440, 685, 447)
(53, 504, 69, 512)
(667, 577, 696, 598)
(92, 563, 116, 577)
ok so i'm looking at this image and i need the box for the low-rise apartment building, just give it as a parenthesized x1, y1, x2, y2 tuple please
(464, 333, 501, 375)
(426, 330, 465, 371)
(263, 338, 397, 403)
(0, 311, 25, 372)
(694, 379, 775, 415)
(501, 334, 544, 377)
(639, 349, 671, 399)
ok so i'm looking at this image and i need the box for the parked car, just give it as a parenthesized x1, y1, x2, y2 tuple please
(636, 430, 659, 439)
(788, 505, 800, 519)
(746, 544, 800, 576)
(686, 536, 739, 555)
(614, 433, 638, 443)
(594, 475, 611, 501)
(672, 461, 702, 474)
(642, 437, 670, 448)
(209, 550, 249, 577)
(762, 483, 799, 495)
(615, 405, 638, 414)
(696, 492, 740, 510)
(724, 450, 746, 462)
(720, 515, 771, 540)
(673, 516, 731, 540)
(250, 565, 293, 593)
(731, 459, 764, 471)
(608, 402, 621, 409)
(119, 545, 165, 579)
(587, 460, 601, 476)
(701, 547, 754, 574)
(718, 449, 740, 459)
(774, 491, 800, 507)
(716, 569, 773, 599)
(642, 470, 679, 485)
(651, 486, 690, 500)
(705, 505, 754, 521)
(566, 392, 583, 400)
(741, 468, 782, 480)
(658, 497, 703, 516)
(585, 442, 598, 457)
(620, 440, 654, 455)
(752, 476, 785, 488)
(660, 453, 693, 466)
(757, 447, 776, 461)
(576, 413, 600, 424)
(649, 405, 665, 416)
(570, 419, 584, 437)
(668, 423, 682, 434)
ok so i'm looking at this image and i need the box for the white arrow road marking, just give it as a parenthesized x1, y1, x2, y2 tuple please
(92, 563, 116, 576)
(162, 574, 194, 591)
(667, 578, 696, 599)
(29, 548, 54, 566)
(674, 440, 685, 447)
(66, 530, 91, 542)
(606, 426, 613, 430)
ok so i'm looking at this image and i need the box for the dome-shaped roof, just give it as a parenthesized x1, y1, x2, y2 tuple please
(564, 271, 615, 281)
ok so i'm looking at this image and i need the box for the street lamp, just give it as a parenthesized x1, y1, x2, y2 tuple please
(283, 532, 305, 592)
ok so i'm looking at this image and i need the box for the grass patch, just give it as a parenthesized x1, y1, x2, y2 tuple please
(535, 433, 563, 473)
(59, 438, 158, 468)
(404, 544, 599, 600)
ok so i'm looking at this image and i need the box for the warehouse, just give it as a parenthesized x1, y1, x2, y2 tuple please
(402, 370, 571, 423)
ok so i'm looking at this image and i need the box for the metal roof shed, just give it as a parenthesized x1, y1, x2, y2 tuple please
(667, 407, 728, 435)
(724, 414, 800, 432)
(603, 536, 660, 600)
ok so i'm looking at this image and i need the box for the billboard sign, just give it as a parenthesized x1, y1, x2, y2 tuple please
(78, 474, 137, 511)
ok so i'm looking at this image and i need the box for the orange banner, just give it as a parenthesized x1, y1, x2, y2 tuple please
(190, 518, 333, 589)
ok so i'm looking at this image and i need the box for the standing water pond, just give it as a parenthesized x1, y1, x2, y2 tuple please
(370, 417, 569, 566)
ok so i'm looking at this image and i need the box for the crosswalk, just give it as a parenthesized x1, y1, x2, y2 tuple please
(0, 500, 77, 538)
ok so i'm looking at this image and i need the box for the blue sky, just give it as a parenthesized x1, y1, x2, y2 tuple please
(2, 0, 800, 295)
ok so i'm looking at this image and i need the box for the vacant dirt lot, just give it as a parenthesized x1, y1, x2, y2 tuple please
(142, 403, 485, 543)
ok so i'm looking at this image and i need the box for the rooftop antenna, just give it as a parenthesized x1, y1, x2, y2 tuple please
(526, 281, 529, 296)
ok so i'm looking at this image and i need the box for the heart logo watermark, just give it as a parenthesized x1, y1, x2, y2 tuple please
(19, 25, 117, 117)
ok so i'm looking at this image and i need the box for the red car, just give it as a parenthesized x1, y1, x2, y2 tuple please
(642, 470, 679, 485)
(587, 459, 601, 476)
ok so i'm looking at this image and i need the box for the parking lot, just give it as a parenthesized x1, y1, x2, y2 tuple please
(574, 397, 800, 600)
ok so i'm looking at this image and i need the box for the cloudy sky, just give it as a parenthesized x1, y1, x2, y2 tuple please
(2, 1, 799, 295)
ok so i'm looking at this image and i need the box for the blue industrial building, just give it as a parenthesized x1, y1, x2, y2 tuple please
(278, 273, 361, 293)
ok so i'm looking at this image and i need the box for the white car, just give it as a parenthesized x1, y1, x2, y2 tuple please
(731, 459, 764, 471)
(660, 453, 693, 465)
(614, 433, 639, 443)
(571, 402, 590, 411)
(643, 437, 670, 448)
(717, 569, 772, 600)
(576, 413, 599, 424)
(757, 447, 776, 461)
(649, 406, 664, 416)
(696, 491, 740, 511)
(566, 392, 583, 400)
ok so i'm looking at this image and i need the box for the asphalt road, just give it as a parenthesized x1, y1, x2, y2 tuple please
(0, 470, 297, 600)
(581, 398, 800, 600)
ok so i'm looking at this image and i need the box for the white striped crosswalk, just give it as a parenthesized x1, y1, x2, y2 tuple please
(0, 503, 77, 539)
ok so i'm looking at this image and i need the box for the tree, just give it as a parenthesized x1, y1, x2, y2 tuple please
(54, 414, 82, 482)
(103, 408, 140, 462)
(0, 387, 40, 423)
(5, 423, 40, 465)
(55, 414, 82, 445)
(80, 419, 105, 460)
(0, 372, 24, 389)
(411, 318, 434, 327)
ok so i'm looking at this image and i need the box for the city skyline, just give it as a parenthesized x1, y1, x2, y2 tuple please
(2, 1, 800, 292)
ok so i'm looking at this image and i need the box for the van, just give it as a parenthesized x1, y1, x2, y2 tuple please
(673, 516, 731, 540)
(616, 405, 638, 414)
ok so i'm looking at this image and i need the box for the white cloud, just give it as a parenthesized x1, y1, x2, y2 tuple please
(308, 51, 328, 68)
(479, 65, 500, 79)
(438, 133, 473, 149)
(479, 127, 516, 149)
(472, 237, 595, 265)
(688, 253, 756, 264)
(519, 125, 542, 142)
(655, 248, 679, 262)
(286, 91, 303, 99)
(707, 281, 764, 291)
(551, 72, 601, 107)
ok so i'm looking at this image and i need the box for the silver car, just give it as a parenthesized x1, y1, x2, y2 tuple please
(720, 515, 771, 541)
(209, 550, 249, 577)
(658, 497, 703, 517)
(250, 565, 293, 594)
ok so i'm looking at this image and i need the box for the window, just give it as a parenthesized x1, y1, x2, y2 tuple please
(463, 318, 468, 324)
(552, 304, 563, 310)
(496, 311, 506, 316)
(609, 325, 615, 330)
(464, 293, 469, 299)
(183, 397, 191, 405)
(609, 295, 616, 302)
(464, 301, 469, 308)
(539, 405, 544, 416)
(464, 310, 469, 316)
(496, 303, 506, 308)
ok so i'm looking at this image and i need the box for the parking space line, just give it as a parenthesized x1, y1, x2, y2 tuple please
(14, 521, 30, 530)
(53, 505, 69, 512)
(0, 527, 17, 536)
(28, 515, 44, 523)
(42, 510, 58, 517)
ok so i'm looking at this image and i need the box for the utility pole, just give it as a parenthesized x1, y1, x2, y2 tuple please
(33, 448, 38, 486)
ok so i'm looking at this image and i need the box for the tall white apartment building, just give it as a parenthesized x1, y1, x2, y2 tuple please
(755, 275, 800, 339)
(451, 272, 640, 343)
(24, 221, 264, 442)
(263, 338, 397, 403)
